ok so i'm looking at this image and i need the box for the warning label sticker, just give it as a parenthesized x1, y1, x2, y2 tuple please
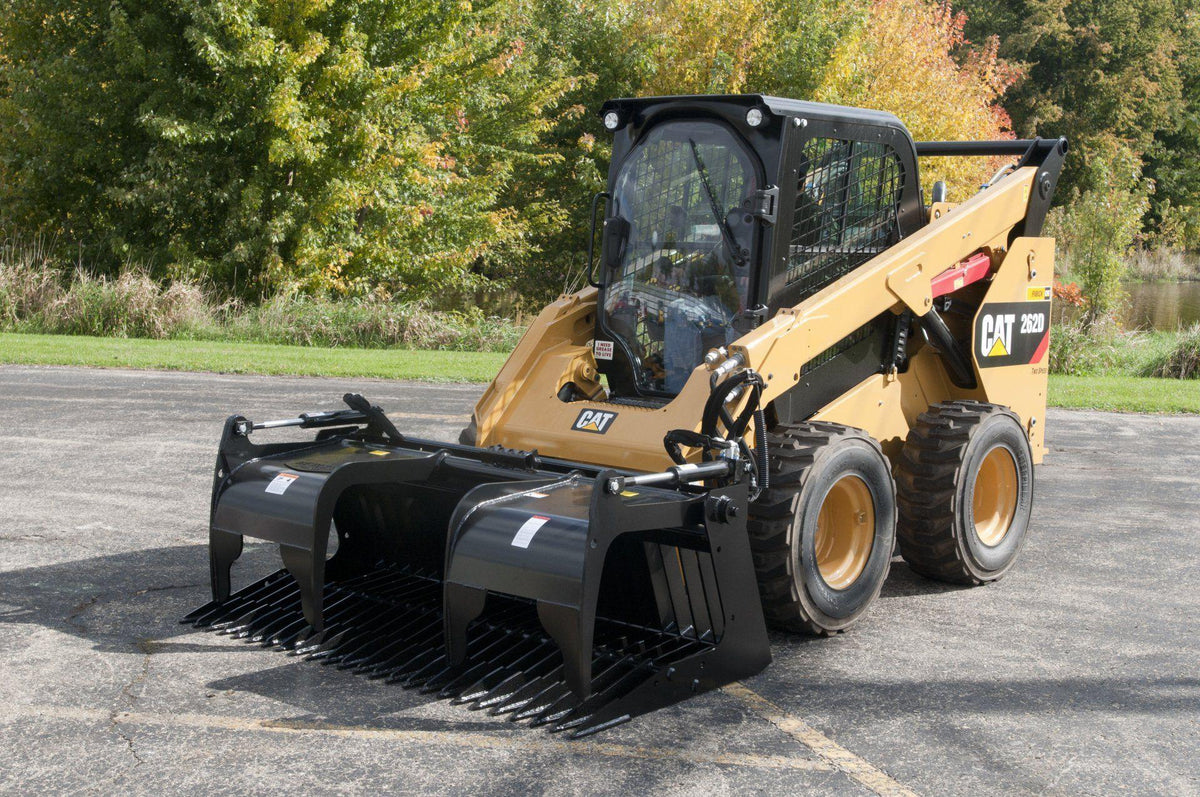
(265, 472, 299, 495)
(975, 301, 1050, 368)
(511, 515, 550, 549)
(593, 340, 614, 361)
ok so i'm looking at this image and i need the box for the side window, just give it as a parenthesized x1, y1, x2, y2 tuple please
(786, 138, 903, 300)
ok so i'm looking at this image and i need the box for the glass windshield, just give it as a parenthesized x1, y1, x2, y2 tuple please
(602, 121, 757, 394)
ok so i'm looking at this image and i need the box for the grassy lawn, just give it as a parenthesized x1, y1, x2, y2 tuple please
(1, 332, 1196, 413)
(1047, 374, 1200, 414)
(0, 332, 509, 383)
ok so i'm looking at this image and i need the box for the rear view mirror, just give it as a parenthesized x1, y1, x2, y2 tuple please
(602, 216, 630, 271)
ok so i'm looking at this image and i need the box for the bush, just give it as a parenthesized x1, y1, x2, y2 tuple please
(226, 295, 523, 351)
(1049, 317, 1125, 376)
(42, 270, 211, 339)
(1147, 323, 1200, 379)
(1046, 315, 1183, 378)
(0, 236, 63, 327)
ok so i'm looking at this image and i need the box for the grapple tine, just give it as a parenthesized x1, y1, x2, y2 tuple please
(513, 683, 575, 724)
(441, 636, 543, 701)
(553, 662, 648, 732)
(362, 623, 445, 678)
(467, 646, 563, 710)
(337, 610, 438, 669)
(538, 654, 636, 730)
(352, 617, 443, 674)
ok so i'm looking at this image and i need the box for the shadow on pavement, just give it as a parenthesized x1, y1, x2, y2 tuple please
(3, 543, 1196, 724)
(0, 542, 280, 652)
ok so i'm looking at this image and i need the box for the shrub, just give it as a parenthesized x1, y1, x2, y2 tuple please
(1049, 317, 1121, 376)
(0, 0, 574, 297)
(1049, 138, 1152, 328)
(0, 250, 525, 349)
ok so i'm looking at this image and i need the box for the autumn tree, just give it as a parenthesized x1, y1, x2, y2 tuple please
(817, 0, 1021, 199)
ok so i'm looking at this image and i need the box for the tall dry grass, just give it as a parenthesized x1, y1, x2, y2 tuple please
(0, 237, 524, 351)
(1125, 248, 1200, 283)
(1147, 323, 1200, 379)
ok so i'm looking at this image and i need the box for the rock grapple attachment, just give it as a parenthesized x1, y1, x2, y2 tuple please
(184, 396, 770, 736)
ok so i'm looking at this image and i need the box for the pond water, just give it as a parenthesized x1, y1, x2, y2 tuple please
(1120, 281, 1200, 330)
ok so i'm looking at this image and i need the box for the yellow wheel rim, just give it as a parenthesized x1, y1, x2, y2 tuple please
(972, 445, 1018, 547)
(814, 475, 875, 590)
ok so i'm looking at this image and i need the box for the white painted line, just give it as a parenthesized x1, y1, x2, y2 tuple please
(724, 683, 920, 797)
(2, 704, 834, 772)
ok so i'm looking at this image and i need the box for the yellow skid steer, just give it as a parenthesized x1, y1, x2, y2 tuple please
(184, 95, 1065, 736)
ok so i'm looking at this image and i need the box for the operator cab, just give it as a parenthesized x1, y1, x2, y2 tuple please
(593, 95, 925, 416)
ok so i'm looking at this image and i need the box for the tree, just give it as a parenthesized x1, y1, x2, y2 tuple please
(0, 0, 574, 297)
(816, 0, 1021, 199)
(1047, 137, 1151, 326)
(497, 0, 864, 304)
(958, 0, 1193, 237)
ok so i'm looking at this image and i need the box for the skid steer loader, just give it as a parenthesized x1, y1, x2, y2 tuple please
(184, 95, 1065, 736)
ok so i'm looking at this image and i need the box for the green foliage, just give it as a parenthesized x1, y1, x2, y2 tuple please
(490, 0, 862, 305)
(816, 0, 1020, 197)
(2, 0, 1194, 312)
(1048, 315, 1181, 377)
(1047, 139, 1151, 326)
(1144, 6, 1200, 250)
(0, 0, 573, 297)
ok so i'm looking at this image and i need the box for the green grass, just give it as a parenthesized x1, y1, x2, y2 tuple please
(0, 332, 509, 382)
(2, 332, 1196, 413)
(1048, 374, 1200, 414)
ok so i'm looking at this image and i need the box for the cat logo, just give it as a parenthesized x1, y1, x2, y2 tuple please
(979, 312, 1016, 358)
(572, 408, 618, 435)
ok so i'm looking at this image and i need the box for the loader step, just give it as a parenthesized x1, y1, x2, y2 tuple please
(182, 566, 713, 738)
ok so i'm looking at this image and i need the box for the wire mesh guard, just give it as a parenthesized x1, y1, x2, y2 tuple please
(787, 137, 903, 300)
(182, 565, 716, 738)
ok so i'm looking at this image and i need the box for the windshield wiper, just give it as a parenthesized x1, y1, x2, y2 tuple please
(688, 139, 746, 267)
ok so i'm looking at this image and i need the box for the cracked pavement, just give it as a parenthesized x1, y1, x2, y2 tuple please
(1, 365, 1198, 795)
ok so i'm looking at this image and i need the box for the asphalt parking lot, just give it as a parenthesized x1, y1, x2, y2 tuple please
(1, 365, 1197, 795)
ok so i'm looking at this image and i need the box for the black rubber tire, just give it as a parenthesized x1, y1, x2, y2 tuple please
(748, 422, 897, 636)
(458, 418, 478, 447)
(896, 401, 1034, 585)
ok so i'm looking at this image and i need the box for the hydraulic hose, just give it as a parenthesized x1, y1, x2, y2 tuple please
(701, 369, 763, 440)
(755, 407, 769, 494)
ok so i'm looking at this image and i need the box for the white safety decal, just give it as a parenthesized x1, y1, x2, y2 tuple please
(265, 473, 299, 495)
(511, 515, 550, 549)
(593, 340, 614, 361)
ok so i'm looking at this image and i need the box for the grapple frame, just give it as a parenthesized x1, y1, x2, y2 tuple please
(185, 397, 771, 736)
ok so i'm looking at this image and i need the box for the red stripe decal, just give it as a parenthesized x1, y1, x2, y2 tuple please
(1030, 330, 1050, 364)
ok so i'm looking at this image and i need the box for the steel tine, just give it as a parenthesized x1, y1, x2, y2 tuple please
(468, 647, 563, 711)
